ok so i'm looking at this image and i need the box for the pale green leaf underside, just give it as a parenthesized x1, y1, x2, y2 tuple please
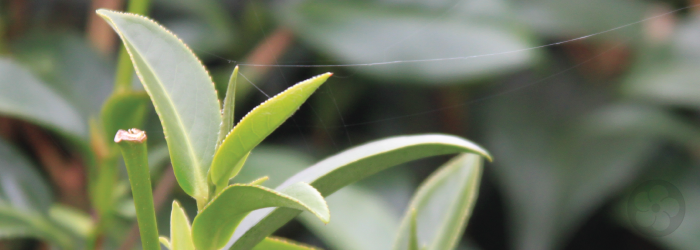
(192, 183, 329, 250)
(210, 73, 332, 188)
(0, 58, 86, 140)
(393, 154, 483, 250)
(97, 9, 222, 200)
(227, 134, 490, 250)
(170, 201, 195, 250)
(253, 237, 321, 250)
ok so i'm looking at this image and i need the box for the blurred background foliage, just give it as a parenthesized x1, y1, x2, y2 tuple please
(1, 0, 700, 249)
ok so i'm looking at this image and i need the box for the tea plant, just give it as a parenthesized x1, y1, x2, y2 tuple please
(0, 7, 491, 250)
(99, 9, 492, 250)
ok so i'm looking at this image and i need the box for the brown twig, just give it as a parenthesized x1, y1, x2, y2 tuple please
(86, 0, 124, 55)
(117, 166, 176, 250)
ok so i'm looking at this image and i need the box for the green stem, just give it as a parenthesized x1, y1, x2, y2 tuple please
(112, 0, 152, 93)
(115, 129, 159, 250)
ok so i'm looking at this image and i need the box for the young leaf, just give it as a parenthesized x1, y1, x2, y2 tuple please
(192, 183, 329, 250)
(209, 73, 332, 190)
(392, 154, 483, 250)
(97, 9, 222, 203)
(253, 237, 321, 250)
(0, 58, 86, 140)
(218, 66, 239, 146)
(170, 201, 195, 250)
(227, 134, 490, 250)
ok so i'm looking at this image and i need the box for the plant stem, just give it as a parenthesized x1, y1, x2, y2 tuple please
(117, 166, 176, 250)
(112, 0, 151, 93)
(115, 129, 159, 250)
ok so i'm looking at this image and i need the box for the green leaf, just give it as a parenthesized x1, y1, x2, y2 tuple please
(516, 0, 647, 38)
(483, 82, 658, 250)
(0, 58, 86, 140)
(253, 237, 320, 250)
(218, 66, 238, 146)
(48, 205, 93, 238)
(277, 1, 534, 83)
(100, 91, 150, 139)
(0, 137, 52, 212)
(392, 154, 483, 250)
(209, 73, 332, 189)
(192, 183, 329, 250)
(170, 201, 195, 250)
(12, 33, 115, 119)
(227, 134, 490, 250)
(0, 206, 74, 249)
(98, 10, 223, 203)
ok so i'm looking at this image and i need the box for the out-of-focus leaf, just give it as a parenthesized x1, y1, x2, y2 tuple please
(253, 237, 320, 250)
(0, 137, 52, 212)
(277, 1, 535, 84)
(192, 184, 329, 250)
(210, 73, 332, 190)
(393, 154, 483, 250)
(0, 206, 73, 249)
(0, 139, 73, 247)
(12, 33, 114, 119)
(0, 58, 86, 140)
(298, 186, 399, 250)
(170, 201, 195, 250)
(100, 91, 150, 139)
(515, 0, 647, 38)
(483, 81, 659, 250)
(622, 17, 700, 109)
(98, 10, 222, 203)
(148, 143, 171, 175)
(227, 134, 490, 250)
(48, 205, 93, 238)
(155, 0, 237, 54)
(622, 62, 700, 108)
(579, 104, 700, 148)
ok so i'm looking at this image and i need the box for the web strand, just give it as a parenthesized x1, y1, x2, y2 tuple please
(232, 3, 698, 68)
